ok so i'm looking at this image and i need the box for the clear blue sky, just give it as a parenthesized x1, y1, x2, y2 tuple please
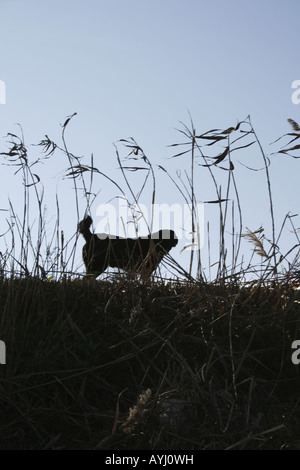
(0, 0, 299, 278)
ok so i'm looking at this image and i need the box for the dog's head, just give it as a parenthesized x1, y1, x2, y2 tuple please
(152, 229, 178, 248)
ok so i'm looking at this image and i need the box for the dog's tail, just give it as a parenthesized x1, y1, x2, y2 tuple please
(78, 216, 93, 242)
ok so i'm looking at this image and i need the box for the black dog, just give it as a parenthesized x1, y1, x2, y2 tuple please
(78, 216, 178, 278)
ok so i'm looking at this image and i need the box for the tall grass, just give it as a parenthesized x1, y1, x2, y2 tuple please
(0, 113, 299, 283)
(0, 115, 300, 450)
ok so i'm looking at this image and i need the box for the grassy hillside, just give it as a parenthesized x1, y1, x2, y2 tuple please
(0, 276, 300, 450)
(0, 116, 300, 449)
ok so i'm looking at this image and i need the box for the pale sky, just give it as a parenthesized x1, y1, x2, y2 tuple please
(0, 0, 299, 278)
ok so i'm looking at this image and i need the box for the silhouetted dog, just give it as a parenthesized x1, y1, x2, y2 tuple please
(78, 216, 178, 278)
